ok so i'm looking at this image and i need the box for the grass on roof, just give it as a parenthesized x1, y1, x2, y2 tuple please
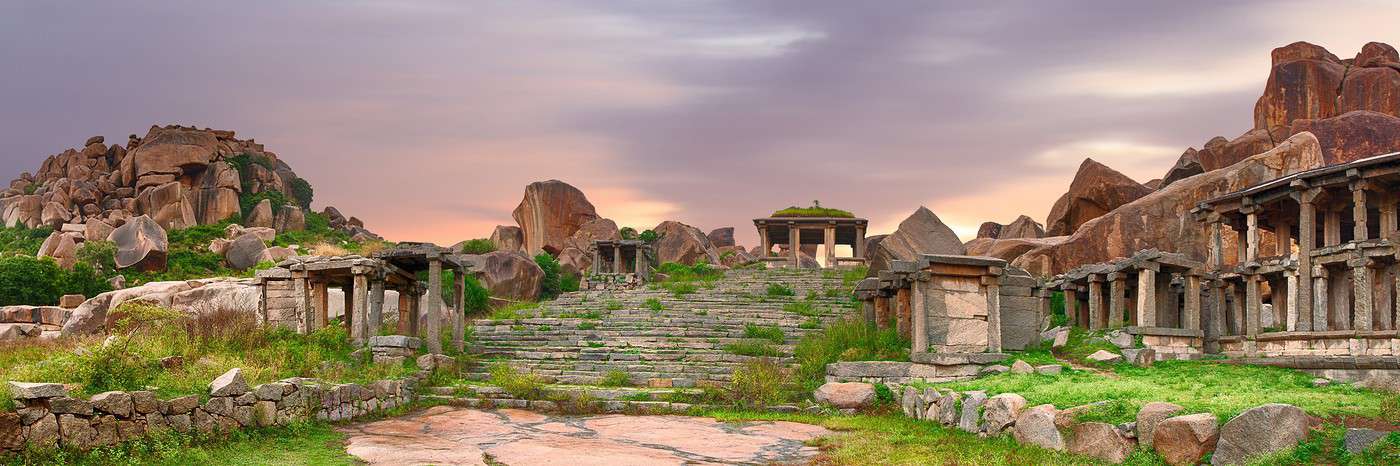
(771, 206, 855, 218)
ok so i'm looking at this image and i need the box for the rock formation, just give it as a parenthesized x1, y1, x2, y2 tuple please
(62, 277, 261, 335)
(651, 220, 721, 265)
(1044, 159, 1152, 237)
(511, 180, 600, 256)
(868, 206, 964, 275)
(462, 251, 544, 301)
(108, 215, 168, 272)
(706, 227, 735, 248)
(999, 215, 1044, 239)
(489, 225, 523, 252)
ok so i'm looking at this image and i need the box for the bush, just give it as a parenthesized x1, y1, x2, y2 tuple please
(645, 298, 664, 313)
(60, 262, 113, 299)
(462, 275, 490, 314)
(239, 190, 288, 220)
(744, 324, 785, 344)
(619, 227, 638, 240)
(600, 370, 632, 387)
(0, 255, 61, 305)
(489, 364, 545, 399)
(561, 272, 580, 293)
(766, 283, 795, 297)
(725, 359, 792, 408)
(771, 201, 854, 218)
(535, 253, 562, 300)
(288, 177, 314, 209)
(794, 319, 909, 390)
(457, 238, 495, 254)
(75, 240, 117, 274)
(783, 301, 820, 317)
(638, 229, 658, 243)
(0, 226, 54, 255)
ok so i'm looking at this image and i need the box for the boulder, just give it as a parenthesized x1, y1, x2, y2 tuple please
(90, 391, 133, 417)
(1087, 350, 1123, 364)
(1122, 348, 1156, 367)
(959, 391, 987, 433)
(128, 126, 219, 188)
(274, 205, 305, 232)
(812, 382, 876, 409)
(193, 160, 241, 224)
(225, 224, 276, 242)
(1154, 413, 1219, 466)
(651, 220, 720, 265)
(1340, 67, 1400, 116)
(245, 199, 274, 228)
(1289, 110, 1400, 165)
(1044, 158, 1152, 236)
(1136, 402, 1184, 449)
(981, 393, 1026, 434)
(210, 368, 248, 397)
(8, 381, 65, 400)
(963, 236, 1066, 263)
(36, 231, 79, 270)
(565, 217, 620, 254)
(1000, 215, 1044, 239)
(260, 246, 296, 263)
(1010, 360, 1034, 374)
(135, 182, 196, 230)
(976, 222, 1003, 239)
(1211, 404, 1309, 465)
(84, 218, 115, 245)
(2, 195, 43, 228)
(1197, 128, 1280, 172)
(717, 245, 756, 267)
(1254, 41, 1346, 130)
(40, 201, 71, 229)
(1014, 132, 1326, 275)
(1068, 422, 1135, 464)
(224, 233, 268, 270)
(707, 227, 736, 247)
(1013, 404, 1064, 451)
(868, 207, 964, 275)
(1356, 41, 1399, 67)
(511, 180, 600, 255)
(108, 214, 167, 271)
(62, 278, 259, 335)
(490, 225, 524, 252)
(1343, 427, 1388, 454)
(467, 251, 544, 300)
(556, 247, 589, 277)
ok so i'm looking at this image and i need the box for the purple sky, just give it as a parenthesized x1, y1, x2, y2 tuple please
(3, 1, 1398, 247)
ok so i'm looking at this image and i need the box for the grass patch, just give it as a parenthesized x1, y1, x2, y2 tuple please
(645, 298, 664, 313)
(605, 300, 624, 311)
(782, 301, 821, 317)
(487, 363, 544, 399)
(599, 370, 632, 387)
(488, 301, 540, 320)
(794, 319, 908, 391)
(798, 318, 822, 330)
(771, 202, 854, 218)
(766, 283, 795, 297)
(577, 322, 597, 330)
(743, 324, 785, 344)
(723, 341, 782, 357)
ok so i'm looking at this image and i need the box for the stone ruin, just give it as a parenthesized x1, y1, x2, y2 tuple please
(581, 239, 651, 290)
(1049, 250, 1207, 361)
(753, 216, 868, 268)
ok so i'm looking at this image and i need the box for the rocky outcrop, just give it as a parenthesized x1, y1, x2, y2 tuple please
(1197, 128, 1279, 173)
(1288, 110, 1400, 164)
(462, 251, 544, 301)
(1254, 41, 1346, 131)
(490, 225, 524, 252)
(245, 200, 273, 228)
(1014, 132, 1326, 275)
(964, 236, 1066, 263)
(868, 207, 964, 275)
(1044, 159, 1152, 237)
(273, 206, 305, 232)
(1000, 215, 1044, 239)
(511, 180, 600, 256)
(716, 245, 755, 267)
(61, 278, 260, 335)
(108, 215, 168, 272)
(706, 227, 735, 248)
(37, 231, 80, 270)
(1159, 148, 1204, 188)
(976, 222, 1003, 239)
(651, 220, 720, 265)
(1211, 404, 1309, 465)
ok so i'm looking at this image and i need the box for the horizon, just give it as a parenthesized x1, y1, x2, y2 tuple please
(3, 1, 1399, 247)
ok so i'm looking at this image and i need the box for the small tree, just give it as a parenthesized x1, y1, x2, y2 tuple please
(535, 253, 562, 300)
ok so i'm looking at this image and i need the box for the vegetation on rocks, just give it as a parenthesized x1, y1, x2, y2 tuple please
(771, 201, 855, 218)
(0, 255, 110, 306)
(457, 238, 495, 254)
(7, 421, 356, 466)
(794, 319, 908, 390)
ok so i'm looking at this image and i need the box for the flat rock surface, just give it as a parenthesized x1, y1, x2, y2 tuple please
(340, 406, 831, 465)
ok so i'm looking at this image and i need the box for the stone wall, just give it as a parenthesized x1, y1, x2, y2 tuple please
(1, 363, 435, 454)
(998, 268, 1042, 351)
(825, 354, 1006, 389)
(0, 306, 67, 342)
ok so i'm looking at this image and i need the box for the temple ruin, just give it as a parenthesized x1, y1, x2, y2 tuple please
(257, 243, 471, 354)
(1048, 250, 1207, 360)
(753, 216, 868, 268)
(582, 239, 651, 290)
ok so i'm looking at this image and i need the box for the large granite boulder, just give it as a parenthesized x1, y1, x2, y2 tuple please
(813, 382, 876, 409)
(1137, 402, 1184, 449)
(108, 214, 168, 272)
(565, 218, 620, 254)
(1013, 404, 1064, 451)
(37, 231, 80, 270)
(1355, 41, 1399, 67)
(556, 247, 589, 277)
(1340, 67, 1400, 116)
(245, 199, 274, 228)
(490, 225, 524, 252)
(466, 251, 544, 301)
(999, 215, 1044, 239)
(976, 222, 1003, 239)
(62, 278, 260, 335)
(1211, 404, 1309, 465)
(128, 126, 219, 189)
(717, 245, 755, 267)
(707, 227, 735, 247)
(273, 205, 305, 232)
(1253, 41, 1346, 130)
(1154, 413, 1219, 466)
(2, 195, 43, 228)
(1159, 148, 1204, 189)
(868, 206, 964, 275)
(193, 160, 241, 225)
(1044, 158, 1152, 237)
(981, 393, 1026, 434)
(224, 233, 268, 270)
(135, 181, 196, 230)
(1068, 422, 1136, 464)
(511, 180, 600, 255)
(651, 220, 720, 265)
(964, 236, 1066, 263)
(1015, 132, 1326, 275)
(1288, 110, 1400, 165)
(1197, 128, 1279, 172)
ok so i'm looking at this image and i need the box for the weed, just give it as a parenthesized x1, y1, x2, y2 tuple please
(723, 341, 781, 357)
(743, 324, 785, 344)
(599, 370, 632, 387)
(487, 364, 544, 399)
(766, 283, 795, 297)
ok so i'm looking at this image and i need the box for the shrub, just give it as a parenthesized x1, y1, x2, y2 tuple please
(288, 177, 314, 209)
(645, 298, 664, 313)
(577, 321, 597, 330)
(60, 262, 113, 299)
(462, 275, 490, 314)
(605, 300, 624, 310)
(0, 255, 61, 305)
(239, 190, 288, 220)
(75, 239, 117, 274)
(798, 318, 822, 329)
(619, 227, 638, 240)
(744, 324, 785, 344)
(771, 201, 854, 218)
(794, 318, 909, 390)
(766, 283, 795, 297)
(724, 341, 781, 357)
(725, 359, 792, 408)
(599, 370, 632, 387)
(638, 229, 659, 243)
(535, 253, 562, 300)
(561, 272, 580, 293)
(0, 226, 53, 255)
(488, 364, 545, 399)
(666, 282, 697, 297)
(457, 238, 495, 254)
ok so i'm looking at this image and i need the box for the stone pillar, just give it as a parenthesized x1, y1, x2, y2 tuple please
(368, 276, 385, 337)
(874, 295, 891, 329)
(1207, 280, 1227, 352)
(823, 224, 836, 267)
(1088, 276, 1104, 330)
(895, 287, 912, 341)
(758, 227, 770, 257)
(1209, 221, 1224, 269)
(1229, 282, 1245, 336)
(1274, 220, 1293, 257)
(1297, 189, 1317, 331)
(1157, 271, 1177, 327)
(984, 275, 1002, 353)
(1236, 228, 1248, 264)
(1353, 181, 1370, 241)
(592, 247, 602, 275)
(1286, 270, 1299, 331)
(1245, 210, 1259, 262)
(1184, 274, 1202, 331)
(912, 279, 927, 353)
(1382, 193, 1399, 240)
(293, 271, 310, 334)
(1324, 207, 1342, 246)
(425, 257, 443, 353)
(1063, 287, 1080, 328)
(454, 268, 466, 352)
(316, 281, 329, 330)
(861, 300, 875, 326)
(1244, 274, 1260, 338)
(788, 223, 800, 267)
(342, 283, 354, 336)
(1313, 265, 1330, 331)
(1137, 268, 1157, 327)
(1108, 272, 1126, 328)
(854, 226, 866, 259)
(612, 244, 622, 273)
(397, 289, 412, 335)
(351, 271, 369, 346)
(1353, 258, 1374, 331)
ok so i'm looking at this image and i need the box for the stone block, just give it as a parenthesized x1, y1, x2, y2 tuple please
(1137, 402, 1184, 449)
(90, 391, 133, 417)
(209, 368, 248, 397)
(1069, 422, 1136, 463)
(1154, 413, 1219, 466)
(7, 381, 65, 400)
(1014, 404, 1064, 451)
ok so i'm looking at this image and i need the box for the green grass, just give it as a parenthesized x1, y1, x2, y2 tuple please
(782, 301, 821, 317)
(665, 282, 697, 297)
(723, 341, 782, 357)
(599, 370, 632, 387)
(489, 301, 540, 320)
(743, 324, 785, 344)
(841, 266, 869, 289)
(577, 322, 597, 330)
(766, 283, 795, 297)
(645, 298, 664, 313)
(6, 421, 356, 465)
(605, 300, 624, 310)
(770, 204, 855, 218)
(794, 319, 909, 390)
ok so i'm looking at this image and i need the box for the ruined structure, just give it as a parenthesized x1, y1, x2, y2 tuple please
(753, 216, 867, 268)
(582, 239, 651, 290)
(1193, 152, 1400, 361)
(257, 243, 471, 354)
(1049, 250, 1207, 360)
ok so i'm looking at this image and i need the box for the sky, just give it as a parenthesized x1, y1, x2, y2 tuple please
(2, 0, 1399, 247)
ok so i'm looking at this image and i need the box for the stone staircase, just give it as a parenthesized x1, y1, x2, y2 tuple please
(467, 267, 859, 387)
